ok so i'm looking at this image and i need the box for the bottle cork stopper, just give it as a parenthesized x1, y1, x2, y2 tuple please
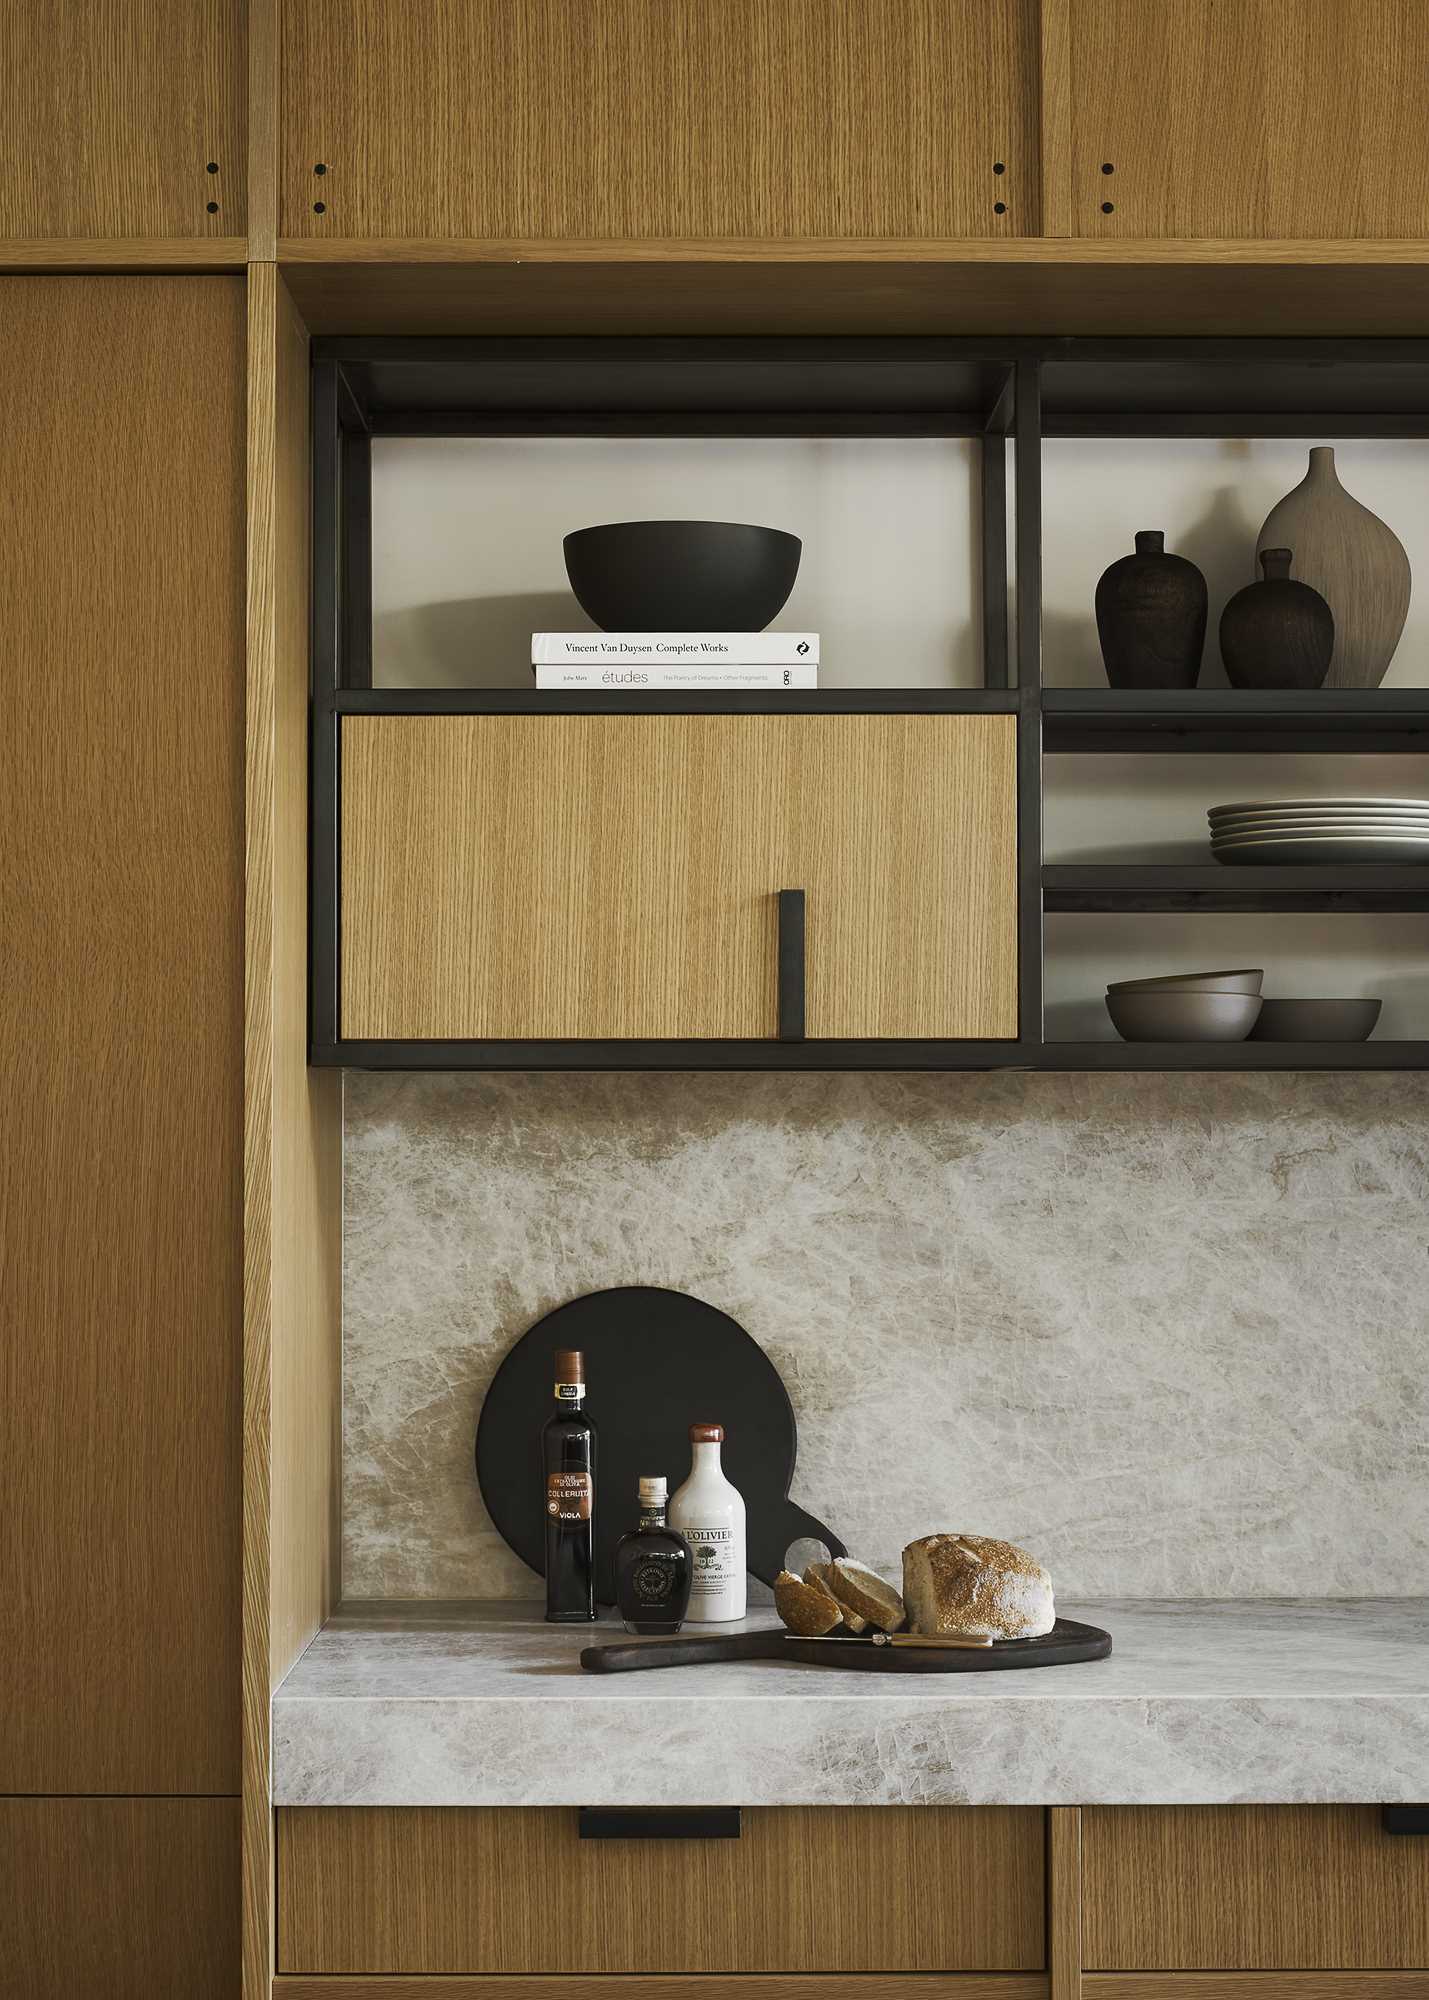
(638, 1475, 667, 1501)
(554, 1348, 584, 1384)
(689, 1422, 724, 1442)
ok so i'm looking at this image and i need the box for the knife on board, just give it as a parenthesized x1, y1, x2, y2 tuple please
(580, 1625, 993, 1673)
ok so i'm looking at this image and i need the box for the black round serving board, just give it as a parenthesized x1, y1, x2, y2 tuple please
(581, 1618, 1112, 1674)
(474, 1286, 844, 1606)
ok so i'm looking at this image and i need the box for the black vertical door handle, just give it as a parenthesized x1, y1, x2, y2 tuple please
(778, 889, 806, 1041)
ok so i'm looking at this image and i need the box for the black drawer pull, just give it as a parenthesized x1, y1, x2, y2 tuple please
(1383, 1805, 1429, 1835)
(777, 888, 805, 1041)
(578, 1806, 742, 1840)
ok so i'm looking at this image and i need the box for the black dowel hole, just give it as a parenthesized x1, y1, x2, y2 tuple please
(314, 162, 328, 175)
(993, 201, 1007, 214)
(993, 161, 1005, 175)
(206, 161, 219, 175)
(1101, 161, 1115, 175)
(1101, 201, 1115, 213)
(206, 201, 219, 214)
(313, 201, 327, 214)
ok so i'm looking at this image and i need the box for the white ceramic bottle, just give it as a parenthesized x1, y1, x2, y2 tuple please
(668, 1422, 746, 1621)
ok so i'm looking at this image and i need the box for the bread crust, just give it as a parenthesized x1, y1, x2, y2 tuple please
(902, 1533, 1054, 1639)
(774, 1568, 843, 1637)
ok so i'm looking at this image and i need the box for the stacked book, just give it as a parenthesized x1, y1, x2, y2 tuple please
(532, 632, 819, 690)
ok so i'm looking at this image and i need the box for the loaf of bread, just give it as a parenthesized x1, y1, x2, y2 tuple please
(902, 1533, 1054, 1640)
(774, 1568, 843, 1636)
(827, 1557, 905, 1633)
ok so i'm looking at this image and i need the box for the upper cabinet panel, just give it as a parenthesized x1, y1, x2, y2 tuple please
(281, 0, 1039, 239)
(1069, 0, 1429, 238)
(0, 0, 245, 240)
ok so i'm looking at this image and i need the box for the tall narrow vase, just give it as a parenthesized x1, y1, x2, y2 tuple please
(1256, 447, 1410, 689)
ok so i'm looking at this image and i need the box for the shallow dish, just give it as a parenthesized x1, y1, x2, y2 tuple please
(1248, 998, 1383, 1042)
(1106, 968, 1263, 996)
(1106, 989, 1263, 1042)
(1213, 833, 1429, 864)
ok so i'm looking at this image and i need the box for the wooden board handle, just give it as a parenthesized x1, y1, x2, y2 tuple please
(580, 1629, 783, 1673)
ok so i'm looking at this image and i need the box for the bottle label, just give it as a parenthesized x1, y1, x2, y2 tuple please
(547, 1470, 593, 1521)
(631, 1555, 678, 1606)
(554, 1382, 582, 1402)
(679, 1525, 737, 1597)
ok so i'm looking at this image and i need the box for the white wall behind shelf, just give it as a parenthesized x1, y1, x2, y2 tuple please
(1043, 436, 1427, 689)
(370, 435, 980, 689)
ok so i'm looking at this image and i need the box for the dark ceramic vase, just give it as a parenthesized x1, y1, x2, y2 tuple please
(1219, 548, 1334, 690)
(1095, 531, 1207, 689)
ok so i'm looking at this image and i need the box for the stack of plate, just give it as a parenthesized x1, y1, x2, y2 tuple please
(1209, 797, 1429, 865)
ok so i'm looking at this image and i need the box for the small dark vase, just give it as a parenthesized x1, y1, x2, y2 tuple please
(1095, 531, 1207, 689)
(1219, 548, 1334, 690)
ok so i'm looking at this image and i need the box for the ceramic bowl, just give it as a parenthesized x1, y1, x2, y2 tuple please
(563, 519, 802, 632)
(1105, 989, 1263, 1042)
(1106, 968, 1263, 996)
(1248, 998, 1382, 1042)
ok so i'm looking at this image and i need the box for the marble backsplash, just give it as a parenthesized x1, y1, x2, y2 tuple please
(343, 1071, 1429, 1602)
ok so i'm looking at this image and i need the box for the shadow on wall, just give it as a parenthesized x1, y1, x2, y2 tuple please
(375, 590, 587, 689)
(1047, 467, 1266, 689)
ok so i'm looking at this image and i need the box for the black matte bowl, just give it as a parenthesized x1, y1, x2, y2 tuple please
(562, 519, 802, 632)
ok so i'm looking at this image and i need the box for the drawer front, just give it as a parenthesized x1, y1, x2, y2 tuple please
(1084, 1978, 1429, 1999)
(277, 1805, 1044, 1974)
(1085, 1806, 1429, 1970)
(274, 1981, 1051, 1999)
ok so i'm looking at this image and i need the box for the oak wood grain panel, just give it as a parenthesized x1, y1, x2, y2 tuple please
(0, 0, 245, 239)
(1070, 0, 1429, 239)
(1049, 1806, 1083, 2000)
(244, 262, 341, 2000)
(0, 1797, 239, 2000)
(277, 239, 1429, 339)
(274, 1979, 1051, 1999)
(0, 276, 244, 1795)
(282, 0, 1037, 239)
(1085, 1981, 1429, 2000)
(1038, 0, 1073, 237)
(249, 0, 281, 259)
(1084, 1807, 1429, 1971)
(277, 1805, 1045, 1974)
(0, 238, 248, 270)
(340, 714, 1018, 1041)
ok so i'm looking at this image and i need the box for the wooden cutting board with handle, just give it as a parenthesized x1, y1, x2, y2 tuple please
(581, 1617, 1112, 1673)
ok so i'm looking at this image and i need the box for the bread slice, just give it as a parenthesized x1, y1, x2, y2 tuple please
(829, 1557, 906, 1633)
(774, 1569, 843, 1637)
(805, 1561, 866, 1632)
(902, 1533, 1054, 1640)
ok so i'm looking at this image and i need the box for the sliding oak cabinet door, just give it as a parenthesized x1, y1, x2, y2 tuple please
(341, 713, 1017, 1041)
(1070, 0, 1429, 238)
(0, 0, 244, 238)
(282, 0, 1039, 239)
(0, 277, 244, 1797)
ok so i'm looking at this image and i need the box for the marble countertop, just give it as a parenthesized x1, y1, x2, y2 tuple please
(272, 1598, 1428, 1808)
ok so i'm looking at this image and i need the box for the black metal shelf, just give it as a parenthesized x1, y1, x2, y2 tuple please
(1039, 1040, 1429, 1071)
(310, 332, 1429, 1074)
(1044, 864, 1429, 913)
(332, 687, 1023, 718)
(1042, 688, 1429, 755)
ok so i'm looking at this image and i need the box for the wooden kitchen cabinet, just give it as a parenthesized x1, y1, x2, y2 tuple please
(277, 1805, 1045, 1974)
(1068, 0, 1429, 238)
(1083, 1806, 1429, 1971)
(340, 713, 1018, 1043)
(0, 276, 245, 1799)
(281, 0, 1039, 239)
(0, 1798, 239, 2000)
(0, 0, 244, 239)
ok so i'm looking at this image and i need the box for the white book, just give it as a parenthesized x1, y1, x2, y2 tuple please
(534, 662, 819, 690)
(532, 631, 819, 666)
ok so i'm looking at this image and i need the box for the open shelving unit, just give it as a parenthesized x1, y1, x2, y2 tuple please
(310, 334, 1429, 1073)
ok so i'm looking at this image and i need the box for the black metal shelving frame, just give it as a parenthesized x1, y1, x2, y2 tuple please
(310, 335, 1429, 1073)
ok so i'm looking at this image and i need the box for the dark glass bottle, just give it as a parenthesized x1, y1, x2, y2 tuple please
(542, 1347, 596, 1622)
(613, 1475, 692, 1635)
